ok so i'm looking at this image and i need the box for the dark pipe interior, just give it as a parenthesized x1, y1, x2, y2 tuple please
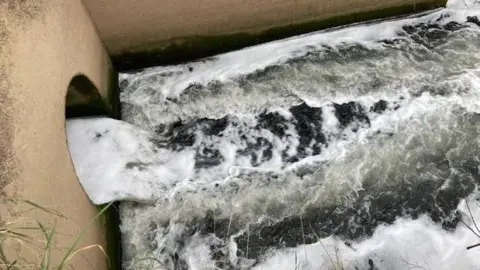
(65, 74, 122, 270)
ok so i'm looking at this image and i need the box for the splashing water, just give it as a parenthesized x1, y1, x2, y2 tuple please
(67, 4, 480, 270)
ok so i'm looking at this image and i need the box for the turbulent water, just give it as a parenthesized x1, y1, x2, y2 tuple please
(67, 2, 480, 270)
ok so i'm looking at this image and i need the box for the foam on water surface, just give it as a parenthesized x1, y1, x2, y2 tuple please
(69, 91, 480, 205)
(447, 0, 480, 8)
(252, 194, 480, 270)
(66, 4, 480, 270)
(67, 118, 197, 204)
(119, 8, 480, 131)
(116, 103, 480, 268)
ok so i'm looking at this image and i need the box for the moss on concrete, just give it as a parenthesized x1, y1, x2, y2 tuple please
(112, 0, 446, 71)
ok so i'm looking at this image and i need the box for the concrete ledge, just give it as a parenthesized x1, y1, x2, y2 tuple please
(108, 0, 446, 71)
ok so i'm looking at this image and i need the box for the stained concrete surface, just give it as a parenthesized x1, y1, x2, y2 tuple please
(0, 0, 114, 267)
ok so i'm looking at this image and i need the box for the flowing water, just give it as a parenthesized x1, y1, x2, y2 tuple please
(67, 2, 480, 269)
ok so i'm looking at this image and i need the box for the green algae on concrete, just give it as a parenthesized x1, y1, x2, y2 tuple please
(112, 1, 446, 71)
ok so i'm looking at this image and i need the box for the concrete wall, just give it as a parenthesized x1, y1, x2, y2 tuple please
(83, 0, 447, 69)
(0, 0, 115, 267)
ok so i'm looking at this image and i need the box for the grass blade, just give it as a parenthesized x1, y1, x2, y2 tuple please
(6, 260, 17, 270)
(0, 239, 9, 264)
(38, 220, 56, 270)
(1, 230, 31, 240)
(64, 244, 109, 269)
(22, 200, 66, 218)
(57, 202, 112, 269)
(308, 222, 336, 270)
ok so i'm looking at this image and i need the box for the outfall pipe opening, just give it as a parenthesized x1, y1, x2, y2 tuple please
(65, 74, 122, 270)
(66, 74, 109, 118)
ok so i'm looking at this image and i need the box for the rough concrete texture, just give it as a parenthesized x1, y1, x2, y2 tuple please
(0, 0, 114, 267)
(83, 0, 447, 57)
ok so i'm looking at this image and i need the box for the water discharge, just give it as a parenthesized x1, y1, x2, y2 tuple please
(67, 2, 480, 269)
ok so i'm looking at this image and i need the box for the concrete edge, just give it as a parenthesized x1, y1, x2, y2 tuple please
(65, 61, 119, 119)
(112, 0, 447, 71)
(65, 67, 122, 270)
(104, 59, 123, 270)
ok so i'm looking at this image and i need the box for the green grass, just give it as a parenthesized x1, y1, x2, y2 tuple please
(0, 200, 113, 270)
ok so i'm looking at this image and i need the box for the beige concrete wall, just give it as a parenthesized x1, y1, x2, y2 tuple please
(83, 0, 446, 56)
(0, 0, 114, 267)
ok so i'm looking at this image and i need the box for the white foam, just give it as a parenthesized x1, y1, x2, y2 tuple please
(254, 194, 480, 270)
(447, 0, 480, 9)
(119, 12, 421, 99)
(119, 8, 480, 102)
(120, 8, 480, 131)
(67, 90, 480, 206)
(66, 118, 196, 204)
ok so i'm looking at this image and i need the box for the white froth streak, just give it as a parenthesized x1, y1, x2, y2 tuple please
(447, 0, 480, 8)
(251, 193, 480, 270)
(66, 118, 196, 204)
(120, 8, 480, 101)
(286, 78, 480, 172)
